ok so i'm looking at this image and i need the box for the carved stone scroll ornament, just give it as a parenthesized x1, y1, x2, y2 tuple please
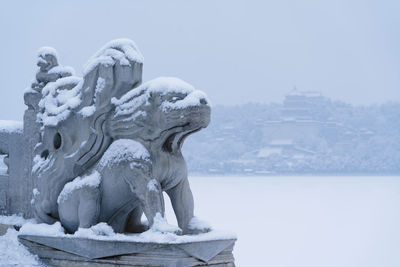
(30, 39, 211, 235)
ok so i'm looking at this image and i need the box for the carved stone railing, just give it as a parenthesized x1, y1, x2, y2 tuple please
(0, 121, 27, 216)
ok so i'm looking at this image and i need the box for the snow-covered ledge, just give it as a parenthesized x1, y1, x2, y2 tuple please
(0, 214, 236, 266)
(17, 219, 236, 266)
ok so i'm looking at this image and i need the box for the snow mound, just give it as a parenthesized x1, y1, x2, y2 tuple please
(19, 222, 65, 237)
(162, 89, 208, 112)
(188, 216, 212, 231)
(37, 46, 57, 58)
(74, 223, 115, 238)
(0, 228, 44, 266)
(16, 219, 235, 244)
(0, 120, 23, 133)
(83, 38, 144, 75)
(57, 171, 101, 204)
(78, 105, 96, 117)
(137, 227, 236, 244)
(38, 76, 83, 126)
(149, 213, 181, 234)
(99, 139, 150, 168)
(143, 77, 196, 94)
(47, 65, 75, 76)
(0, 215, 36, 227)
(112, 77, 209, 116)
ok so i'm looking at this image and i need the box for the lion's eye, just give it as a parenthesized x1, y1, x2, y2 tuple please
(53, 132, 62, 150)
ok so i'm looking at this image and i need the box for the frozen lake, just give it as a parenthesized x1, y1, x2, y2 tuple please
(163, 175, 400, 267)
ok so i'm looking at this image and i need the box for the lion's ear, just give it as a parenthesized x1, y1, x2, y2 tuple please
(80, 39, 144, 112)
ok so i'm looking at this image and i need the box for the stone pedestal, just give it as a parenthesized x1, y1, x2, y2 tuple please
(18, 234, 236, 267)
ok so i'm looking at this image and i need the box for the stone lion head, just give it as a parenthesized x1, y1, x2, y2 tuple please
(108, 77, 211, 154)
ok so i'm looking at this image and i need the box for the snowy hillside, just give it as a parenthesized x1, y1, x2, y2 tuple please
(183, 94, 400, 175)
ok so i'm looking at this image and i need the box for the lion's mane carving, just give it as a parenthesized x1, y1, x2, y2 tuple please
(30, 39, 210, 234)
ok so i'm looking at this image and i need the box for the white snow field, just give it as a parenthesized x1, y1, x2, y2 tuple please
(1, 175, 400, 266)
(173, 176, 400, 267)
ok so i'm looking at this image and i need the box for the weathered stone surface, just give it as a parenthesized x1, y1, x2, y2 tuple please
(29, 39, 211, 235)
(0, 40, 212, 235)
(19, 235, 236, 267)
(0, 175, 7, 215)
(0, 124, 30, 217)
(0, 38, 235, 266)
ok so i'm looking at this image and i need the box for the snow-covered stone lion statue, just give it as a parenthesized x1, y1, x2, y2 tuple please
(28, 39, 211, 235)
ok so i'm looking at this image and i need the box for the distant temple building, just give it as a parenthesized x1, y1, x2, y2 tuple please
(281, 88, 324, 120)
(258, 88, 330, 160)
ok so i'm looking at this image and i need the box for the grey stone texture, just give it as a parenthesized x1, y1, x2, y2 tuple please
(0, 175, 7, 214)
(1, 39, 212, 236)
(0, 126, 27, 216)
(31, 39, 210, 235)
(19, 235, 235, 266)
(0, 47, 75, 218)
(0, 38, 237, 267)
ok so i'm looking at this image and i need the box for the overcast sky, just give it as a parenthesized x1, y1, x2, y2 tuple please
(0, 0, 399, 120)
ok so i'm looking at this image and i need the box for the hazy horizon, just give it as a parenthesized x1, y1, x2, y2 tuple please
(1, 0, 399, 121)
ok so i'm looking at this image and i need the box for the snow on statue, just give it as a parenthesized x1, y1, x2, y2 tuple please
(28, 39, 211, 235)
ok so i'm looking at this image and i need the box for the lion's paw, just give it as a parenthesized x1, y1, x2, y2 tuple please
(184, 216, 212, 235)
(150, 213, 182, 235)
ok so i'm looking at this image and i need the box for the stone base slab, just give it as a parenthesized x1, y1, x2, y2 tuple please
(18, 234, 236, 267)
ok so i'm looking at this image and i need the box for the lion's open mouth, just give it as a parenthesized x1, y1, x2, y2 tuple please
(162, 132, 178, 152)
(162, 125, 202, 153)
(177, 128, 201, 148)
